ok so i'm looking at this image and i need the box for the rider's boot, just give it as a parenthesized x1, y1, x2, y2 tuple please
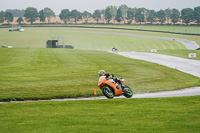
(121, 85, 125, 91)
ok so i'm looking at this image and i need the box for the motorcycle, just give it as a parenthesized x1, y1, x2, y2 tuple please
(98, 76, 133, 98)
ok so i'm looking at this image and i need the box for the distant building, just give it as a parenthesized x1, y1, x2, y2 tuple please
(46, 40, 74, 49)
(46, 40, 58, 48)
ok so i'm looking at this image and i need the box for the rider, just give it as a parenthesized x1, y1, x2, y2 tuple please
(98, 70, 122, 87)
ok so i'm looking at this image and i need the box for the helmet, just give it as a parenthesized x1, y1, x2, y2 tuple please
(98, 70, 106, 77)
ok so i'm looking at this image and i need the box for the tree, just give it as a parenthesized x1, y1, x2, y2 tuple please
(16, 17, 23, 25)
(105, 7, 112, 24)
(5, 11, 13, 24)
(24, 7, 38, 24)
(6, 9, 24, 17)
(157, 10, 166, 24)
(82, 11, 92, 24)
(147, 10, 157, 24)
(59, 9, 70, 24)
(109, 6, 117, 23)
(143, 8, 149, 24)
(0, 11, 5, 24)
(119, 4, 128, 23)
(127, 8, 135, 24)
(101, 9, 105, 23)
(115, 8, 122, 23)
(170, 8, 180, 25)
(93, 10, 101, 23)
(39, 10, 46, 22)
(43, 7, 55, 23)
(194, 6, 200, 25)
(70, 9, 82, 24)
(181, 8, 193, 25)
(135, 8, 145, 24)
(145, 9, 151, 22)
(165, 8, 172, 24)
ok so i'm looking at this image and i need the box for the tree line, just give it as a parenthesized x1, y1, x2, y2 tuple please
(0, 5, 200, 25)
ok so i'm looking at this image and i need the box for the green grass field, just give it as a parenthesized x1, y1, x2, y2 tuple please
(0, 27, 186, 51)
(0, 48, 199, 101)
(1, 26, 199, 51)
(0, 27, 200, 101)
(0, 25, 200, 133)
(0, 96, 200, 133)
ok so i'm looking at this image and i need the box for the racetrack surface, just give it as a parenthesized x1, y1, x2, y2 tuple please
(0, 86, 199, 104)
(117, 52, 200, 77)
(53, 87, 200, 99)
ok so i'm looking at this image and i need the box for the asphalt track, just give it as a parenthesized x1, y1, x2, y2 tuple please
(117, 52, 200, 77)
(0, 87, 199, 104)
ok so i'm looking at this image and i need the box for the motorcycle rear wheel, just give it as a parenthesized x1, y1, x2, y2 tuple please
(123, 85, 133, 98)
(102, 86, 114, 99)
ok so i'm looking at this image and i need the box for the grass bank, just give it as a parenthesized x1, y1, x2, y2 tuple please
(0, 48, 199, 101)
(0, 96, 200, 133)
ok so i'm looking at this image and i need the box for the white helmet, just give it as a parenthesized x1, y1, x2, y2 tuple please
(98, 70, 105, 77)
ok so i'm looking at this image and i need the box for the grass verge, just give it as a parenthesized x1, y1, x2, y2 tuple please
(157, 49, 200, 60)
(0, 96, 200, 133)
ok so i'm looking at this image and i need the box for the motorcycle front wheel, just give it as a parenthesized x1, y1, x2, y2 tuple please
(102, 86, 114, 99)
(123, 85, 133, 98)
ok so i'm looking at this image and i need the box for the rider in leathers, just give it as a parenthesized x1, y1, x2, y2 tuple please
(98, 70, 123, 89)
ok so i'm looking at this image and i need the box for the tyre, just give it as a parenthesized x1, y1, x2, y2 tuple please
(123, 85, 133, 98)
(102, 86, 114, 98)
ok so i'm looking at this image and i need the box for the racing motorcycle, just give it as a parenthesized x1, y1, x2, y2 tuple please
(98, 76, 133, 98)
